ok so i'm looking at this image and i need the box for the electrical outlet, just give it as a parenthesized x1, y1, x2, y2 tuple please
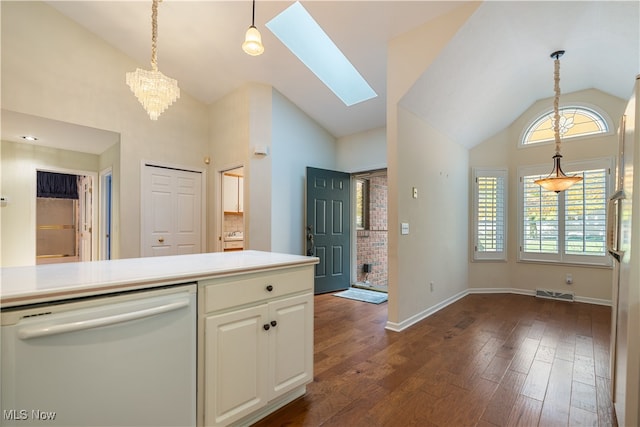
(565, 274, 573, 285)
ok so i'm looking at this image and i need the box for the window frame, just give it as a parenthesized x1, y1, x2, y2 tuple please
(517, 157, 614, 267)
(355, 178, 370, 230)
(472, 168, 508, 261)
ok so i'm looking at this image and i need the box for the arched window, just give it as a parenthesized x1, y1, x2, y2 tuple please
(522, 106, 609, 146)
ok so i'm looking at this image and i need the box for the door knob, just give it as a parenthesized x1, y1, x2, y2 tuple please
(158, 237, 165, 243)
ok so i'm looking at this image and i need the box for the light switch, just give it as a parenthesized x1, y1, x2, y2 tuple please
(412, 187, 418, 199)
(401, 222, 409, 235)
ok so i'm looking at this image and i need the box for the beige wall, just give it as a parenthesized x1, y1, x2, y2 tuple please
(469, 88, 627, 303)
(208, 85, 251, 252)
(208, 85, 338, 256)
(0, 141, 99, 266)
(1, 1, 209, 261)
(387, 2, 480, 328)
(336, 127, 387, 173)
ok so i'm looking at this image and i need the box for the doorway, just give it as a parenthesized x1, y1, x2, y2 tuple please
(353, 169, 388, 293)
(221, 166, 244, 252)
(100, 168, 113, 260)
(306, 167, 351, 294)
(36, 171, 94, 265)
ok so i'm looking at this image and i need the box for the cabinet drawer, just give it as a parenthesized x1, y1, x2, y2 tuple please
(204, 268, 312, 313)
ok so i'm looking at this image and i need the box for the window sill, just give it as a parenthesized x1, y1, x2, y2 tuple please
(517, 258, 613, 269)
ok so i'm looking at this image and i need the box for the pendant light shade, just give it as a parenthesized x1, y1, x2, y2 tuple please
(243, 25, 264, 56)
(534, 50, 582, 193)
(243, 0, 264, 56)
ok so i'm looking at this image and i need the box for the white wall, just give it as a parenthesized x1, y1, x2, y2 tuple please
(336, 127, 387, 173)
(271, 90, 337, 255)
(1, 1, 210, 260)
(469, 89, 625, 303)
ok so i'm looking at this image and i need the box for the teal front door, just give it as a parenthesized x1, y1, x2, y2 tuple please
(306, 167, 350, 294)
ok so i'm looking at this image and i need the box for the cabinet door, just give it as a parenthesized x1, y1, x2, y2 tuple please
(223, 175, 238, 213)
(268, 293, 314, 400)
(205, 305, 269, 426)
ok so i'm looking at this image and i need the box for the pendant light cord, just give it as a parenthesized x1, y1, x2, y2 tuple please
(251, 0, 256, 27)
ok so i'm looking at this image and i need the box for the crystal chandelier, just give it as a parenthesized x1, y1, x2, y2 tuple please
(534, 50, 582, 193)
(126, 0, 180, 120)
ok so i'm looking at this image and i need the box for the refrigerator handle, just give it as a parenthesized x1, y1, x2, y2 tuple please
(606, 190, 626, 262)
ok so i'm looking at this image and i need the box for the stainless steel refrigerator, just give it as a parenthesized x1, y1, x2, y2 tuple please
(608, 75, 640, 427)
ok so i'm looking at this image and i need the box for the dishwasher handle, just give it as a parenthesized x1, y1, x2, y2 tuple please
(17, 298, 190, 340)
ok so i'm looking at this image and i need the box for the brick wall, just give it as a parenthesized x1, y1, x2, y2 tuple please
(356, 175, 387, 286)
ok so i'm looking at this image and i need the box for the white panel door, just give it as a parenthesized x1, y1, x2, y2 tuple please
(142, 165, 202, 257)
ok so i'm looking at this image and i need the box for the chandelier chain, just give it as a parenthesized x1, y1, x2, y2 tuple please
(151, 0, 159, 71)
(553, 57, 561, 156)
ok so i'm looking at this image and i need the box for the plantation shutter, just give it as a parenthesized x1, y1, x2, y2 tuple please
(473, 168, 507, 261)
(564, 169, 607, 256)
(522, 174, 559, 254)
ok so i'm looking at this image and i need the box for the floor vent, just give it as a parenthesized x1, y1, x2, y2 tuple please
(535, 289, 575, 302)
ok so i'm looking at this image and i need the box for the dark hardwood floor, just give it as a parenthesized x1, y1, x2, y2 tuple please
(253, 292, 616, 427)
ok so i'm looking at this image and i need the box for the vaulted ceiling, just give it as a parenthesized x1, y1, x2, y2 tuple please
(5, 1, 640, 150)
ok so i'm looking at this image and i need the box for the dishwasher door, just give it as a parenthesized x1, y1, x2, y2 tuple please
(1, 284, 197, 427)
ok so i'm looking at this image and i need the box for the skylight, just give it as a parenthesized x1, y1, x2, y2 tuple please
(266, 1, 377, 107)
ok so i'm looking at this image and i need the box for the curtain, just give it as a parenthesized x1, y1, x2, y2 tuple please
(37, 171, 79, 199)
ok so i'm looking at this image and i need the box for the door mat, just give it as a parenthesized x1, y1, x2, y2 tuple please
(333, 288, 388, 304)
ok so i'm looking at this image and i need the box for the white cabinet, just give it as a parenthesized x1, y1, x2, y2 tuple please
(205, 305, 268, 425)
(200, 267, 313, 427)
(223, 174, 243, 213)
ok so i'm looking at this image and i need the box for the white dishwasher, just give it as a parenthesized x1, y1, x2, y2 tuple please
(1, 284, 197, 427)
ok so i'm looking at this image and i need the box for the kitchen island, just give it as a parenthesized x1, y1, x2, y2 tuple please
(1, 251, 318, 427)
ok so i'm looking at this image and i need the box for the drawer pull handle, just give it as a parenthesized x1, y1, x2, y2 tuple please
(266, 285, 274, 292)
(263, 323, 270, 331)
(270, 320, 277, 328)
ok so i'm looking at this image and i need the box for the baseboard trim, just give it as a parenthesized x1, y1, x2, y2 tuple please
(385, 290, 467, 332)
(469, 287, 611, 306)
(468, 287, 534, 296)
(385, 287, 611, 332)
(574, 296, 612, 306)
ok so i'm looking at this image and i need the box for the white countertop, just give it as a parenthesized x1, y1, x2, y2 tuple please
(0, 251, 318, 308)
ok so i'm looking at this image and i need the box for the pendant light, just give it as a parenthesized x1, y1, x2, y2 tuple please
(534, 50, 582, 193)
(126, 0, 180, 120)
(242, 0, 264, 56)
